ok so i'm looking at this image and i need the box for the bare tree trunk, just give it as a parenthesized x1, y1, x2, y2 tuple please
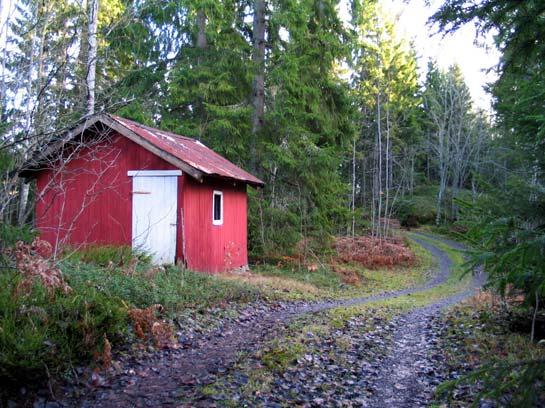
(86, 0, 99, 115)
(33, 3, 50, 136)
(77, 0, 89, 106)
(17, 1, 51, 223)
(436, 128, 447, 225)
(351, 134, 356, 236)
(251, 0, 266, 170)
(410, 150, 415, 195)
(361, 155, 366, 208)
(383, 100, 391, 238)
(376, 92, 383, 239)
(196, 8, 207, 49)
(195, 6, 207, 140)
(17, 180, 29, 225)
(531, 291, 539, 343)
(0, 0, 12, 122)
(17, 3, 42, 225)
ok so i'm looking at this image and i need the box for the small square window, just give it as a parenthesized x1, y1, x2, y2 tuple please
(213, 191, 223, 225)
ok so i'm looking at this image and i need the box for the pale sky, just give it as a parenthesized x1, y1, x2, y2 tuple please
(381, 0, 501, 111)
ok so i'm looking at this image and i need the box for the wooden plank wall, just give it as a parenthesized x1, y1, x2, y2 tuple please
(35, 133, 176, 252)
(34, 131, 249, 272)
(182, 177, 248, 272)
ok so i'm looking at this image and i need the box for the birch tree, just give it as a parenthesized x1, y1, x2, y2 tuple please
(423, 62, 486, 223)
(86, 0, 99, 115)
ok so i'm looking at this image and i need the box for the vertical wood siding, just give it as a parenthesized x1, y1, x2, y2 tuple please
(182, 177, 248, 273)
(35, 133, 176, 252)
(34, 131, 249, 273)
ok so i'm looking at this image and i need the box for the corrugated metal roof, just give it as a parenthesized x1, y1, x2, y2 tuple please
(108, 115, 264, 186)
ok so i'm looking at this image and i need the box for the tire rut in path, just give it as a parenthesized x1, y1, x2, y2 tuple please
(365, 234, 484, 407)
(73, 234, 474, 407)
(364, 288, 479, 407)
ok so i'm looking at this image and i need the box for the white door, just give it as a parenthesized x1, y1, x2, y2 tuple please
(130, 171, 179, 264)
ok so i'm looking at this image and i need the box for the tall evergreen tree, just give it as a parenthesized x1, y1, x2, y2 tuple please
(351, 2, 421, 237)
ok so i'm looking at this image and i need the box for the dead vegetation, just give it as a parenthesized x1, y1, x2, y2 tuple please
(94, 334, 112, 369)
(7, 238, 72, 296)
(330, 263, 362, 286)
(334, 236, 416, 270)
(128, 304, 175, 349)
(247, 234, 418, 288)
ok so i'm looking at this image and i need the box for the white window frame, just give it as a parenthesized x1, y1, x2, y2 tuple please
(212, 190, 223, 226)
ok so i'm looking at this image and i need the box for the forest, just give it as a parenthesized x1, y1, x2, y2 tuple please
(1, 0, 545, 406)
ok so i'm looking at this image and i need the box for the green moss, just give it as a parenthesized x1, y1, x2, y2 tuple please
(262, 341, 305, 371)
(200, 384, 221, 396)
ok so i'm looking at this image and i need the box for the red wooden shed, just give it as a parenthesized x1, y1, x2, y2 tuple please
(21, 114, 264, 273)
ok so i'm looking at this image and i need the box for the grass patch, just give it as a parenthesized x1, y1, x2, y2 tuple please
(65, 245, 151, 267)
(62, 262, 260, 316)
(261, 340, 305, 372)
(235, 235, 435, 301)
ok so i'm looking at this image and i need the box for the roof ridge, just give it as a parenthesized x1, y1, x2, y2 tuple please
(110, 115, 196, 142)
(20, 113, 264, 187)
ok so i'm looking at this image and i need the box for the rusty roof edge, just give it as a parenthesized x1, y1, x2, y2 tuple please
(19, 115, 105, 178)
(206, 173, 265, 188)
(20, 113, 265, 187)
(102, 115, 204, 181)
(109, 114, 265, 187)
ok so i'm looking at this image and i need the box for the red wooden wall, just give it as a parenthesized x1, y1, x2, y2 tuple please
(34, 131, 249, 273)
(182, 177, 248, 273)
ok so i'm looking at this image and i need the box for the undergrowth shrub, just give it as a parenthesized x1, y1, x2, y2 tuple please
(67, 244, 151, 267)
(8, 239, 72, 296)
(395, 199, 420, 227)
(0, 223, 36, 262)
(0, 223, 36, 248)
(0, 241, 259, 385)
(335, 236, 416, 269)
(128, 304, 174, 348)
(0, 267, 127, 383)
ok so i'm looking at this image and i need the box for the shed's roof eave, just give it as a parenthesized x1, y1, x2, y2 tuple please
(20, 113, 265, 187)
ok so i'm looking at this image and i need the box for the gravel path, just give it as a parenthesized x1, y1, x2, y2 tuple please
(366, 233, 483, 407)
(56, 233, 480, 407)
(365, 285, 481, 407)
